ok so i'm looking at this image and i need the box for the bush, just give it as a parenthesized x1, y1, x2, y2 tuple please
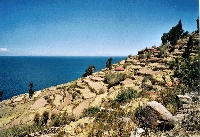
(128, 54, 132, 58)
(173, 56, 200, 91)
(134, 105, 143, 121)
(88, 108, 135, 136)
(0, 124, 45, 137)
(98, 88, 105, 94)
(42, 111, 49, 125)
(34, 112, 40, 125)
(104, 73, 127, 88)
(51, 112, 75, 127)
(72, 92, 78, 100)
(44, 96, 53, 104)
(146, 51, 152, 59)
(182, 109, 200, 131)
(157, 50, 164, 58)
(138, 54, 145, 60)
(156, 88, 182, 115)
(82, 106, 100, 117)
(115, 88, 138, 104)
(51, 113, 60, 127)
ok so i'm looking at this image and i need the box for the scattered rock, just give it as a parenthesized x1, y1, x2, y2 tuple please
(174, 114, 187, 122)
(119, 117, 131, 123)
(177, 94, 192, 104)
(140, 101, 178, 130)
(137, 128, 145, 134)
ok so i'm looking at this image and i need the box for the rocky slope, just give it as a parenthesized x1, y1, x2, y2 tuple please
(0, 32, 199, 137)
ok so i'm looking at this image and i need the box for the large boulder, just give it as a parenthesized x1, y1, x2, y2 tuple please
(140, 101, 178, 130)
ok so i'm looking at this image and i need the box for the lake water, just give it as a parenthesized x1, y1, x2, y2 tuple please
(0, 56, 126, 100)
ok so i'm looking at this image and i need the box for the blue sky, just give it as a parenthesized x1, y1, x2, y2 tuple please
(0, 0, 199, 56)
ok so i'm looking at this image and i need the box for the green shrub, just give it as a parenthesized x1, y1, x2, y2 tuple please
(42, 111, 49, 125)
(34, 112, 40, 125)
(115, 88, 138, 104)
(104, 73, 127, 88)
(128, 54, 132, 58)
(72, 92, 78, 100)
(156, 88, 182, 115)
(51, 113, 60, 127)
(134, 105, 143, 123)
(51, 112, 76, 127)
(172, 56, 200, 91)
(98, 88, 105, 94)
(157, 50, 164, 58)
(82, 106, 100, 117)
(146, 51, 152, 59)
(0, 124, 45, 137)
(138, 54, 145, 60)
(88, 108, 135, 136)
(182, 109, 200, 131)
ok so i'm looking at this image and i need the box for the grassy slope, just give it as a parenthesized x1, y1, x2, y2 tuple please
(0, 32, 199, 136)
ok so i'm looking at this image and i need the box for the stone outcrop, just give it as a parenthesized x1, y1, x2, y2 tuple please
(177, 94, 192, 104)
(140, 101, 178, 130)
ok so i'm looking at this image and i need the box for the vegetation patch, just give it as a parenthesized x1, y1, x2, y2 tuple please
(104, 73, 127, 88)
(156, 87, 182, 115)
(88, 108, 135, 137)
(82, 106, 100, 117)
(115, 88, 138, 104)
(0, 123, 46, 137)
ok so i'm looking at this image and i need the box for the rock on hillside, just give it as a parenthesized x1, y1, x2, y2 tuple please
(141, 101, 178, 130)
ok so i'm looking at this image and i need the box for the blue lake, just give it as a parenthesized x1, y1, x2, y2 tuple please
(0, 56, 126, 100)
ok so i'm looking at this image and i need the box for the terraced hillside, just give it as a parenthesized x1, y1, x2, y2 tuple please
(0, 31, 199, 136)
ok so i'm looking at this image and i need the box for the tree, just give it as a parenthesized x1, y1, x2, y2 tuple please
(82, 65, 95, 77)
(29, 82, 34, 98)
(181, 31, 189, 38)
(176, 20, 184, 39)
(106, 57, 112, 69)
(161, 33, 168, 44)
(161, 20, 184, 45)
(182, 36, 193, 59)
(0, 90, 3, 101)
